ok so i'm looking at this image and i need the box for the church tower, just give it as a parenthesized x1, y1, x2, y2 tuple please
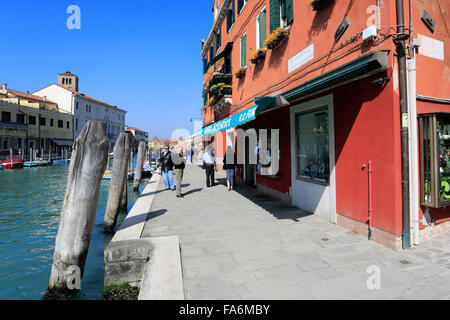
(58, 71, 79, 92)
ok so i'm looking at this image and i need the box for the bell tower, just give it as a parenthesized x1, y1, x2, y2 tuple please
(58, 71, 79, 92)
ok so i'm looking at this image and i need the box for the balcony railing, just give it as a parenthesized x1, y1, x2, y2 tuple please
(0, 121, 28, 130)
(206, 73, 233, 107)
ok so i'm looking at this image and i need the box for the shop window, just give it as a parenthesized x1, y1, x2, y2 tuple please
(419, 113, 450, 208)
(295, 108, 330, 184)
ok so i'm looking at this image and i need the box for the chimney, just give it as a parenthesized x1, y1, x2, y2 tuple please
(26, 91, 29, 94)
(2, 84, 6, 90)
(43, 96, 47, 101)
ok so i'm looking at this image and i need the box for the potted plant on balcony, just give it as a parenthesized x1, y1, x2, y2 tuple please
(235, 67, 247, 79)
(250, 48, 267, 64)
(306, 0, 334, 11)
(264, 27, 290, 50)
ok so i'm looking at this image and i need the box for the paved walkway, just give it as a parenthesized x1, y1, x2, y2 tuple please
(141, 164, 450, 300)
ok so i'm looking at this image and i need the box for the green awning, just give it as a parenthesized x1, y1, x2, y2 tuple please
(254, 95, 289, 116)
(283, 50, 389, 102)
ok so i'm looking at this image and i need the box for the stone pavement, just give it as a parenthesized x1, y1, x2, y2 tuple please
(141, 164, 450, 300)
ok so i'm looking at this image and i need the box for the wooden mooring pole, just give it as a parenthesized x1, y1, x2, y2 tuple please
(133, 141, 146, 191)
(104, 132, 131, 233)
(48, 121, 108, 292)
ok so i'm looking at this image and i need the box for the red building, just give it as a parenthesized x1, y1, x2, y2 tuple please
(200, 0, 449, 250)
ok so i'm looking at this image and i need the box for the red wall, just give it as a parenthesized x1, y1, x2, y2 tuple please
(332, 73, 402, 235)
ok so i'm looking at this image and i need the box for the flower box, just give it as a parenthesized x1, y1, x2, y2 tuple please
(307, 0, 334, 11)
(234, 67, 247, 79)
(264, 27, 289, 50)
(250, 48, 267, 64)
(220, 85, 232, 95)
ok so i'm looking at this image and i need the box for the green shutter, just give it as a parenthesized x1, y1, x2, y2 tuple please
(237, 0, 244, 13)
(286, 0, 294, 25)
(259, 10, 267, 48)
(241, 34, 247, 67)
(210, 46, 214, 64)
(216, 30, 221, 51)
(269, 0, 281, 33)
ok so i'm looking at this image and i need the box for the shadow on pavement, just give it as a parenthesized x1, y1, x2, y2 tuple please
(182, 188, 203, 197)
(145, 209, 168, 222)
(216, 178, 312, 222)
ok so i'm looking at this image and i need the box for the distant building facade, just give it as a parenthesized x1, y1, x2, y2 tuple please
(125, 126, 149, 152)
(148, 139, 177, 151)
(33, 71, 126, 151)
(0, 84, 73, 160)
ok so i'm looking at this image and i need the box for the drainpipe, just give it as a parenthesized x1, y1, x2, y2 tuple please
(395, 0, 411, 249)
(407, 0, 419, 246)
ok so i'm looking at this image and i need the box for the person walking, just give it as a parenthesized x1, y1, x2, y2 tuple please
(173, 148, 186, 198)
(202, 147, 215, 187)
(160, 145, 175, 190)
(223, 146, 236, 191)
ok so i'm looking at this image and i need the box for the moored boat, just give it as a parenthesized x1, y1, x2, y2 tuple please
(1, 158, 25, 169)
(102, 169, 135, 180)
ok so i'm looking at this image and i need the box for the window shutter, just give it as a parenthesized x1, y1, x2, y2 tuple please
(286, 0, 294, 25)
(216, 30, 221, 51)
(259, 10, 267, 48)
(210, 46, 214, 63)
(237, 0, 244, 13)
(269, 0, 281, 33)
(241, 34, 247, 67)
(203, 58, 208, 74)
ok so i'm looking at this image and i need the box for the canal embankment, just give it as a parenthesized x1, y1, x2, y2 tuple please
(104, 172, 184, 300)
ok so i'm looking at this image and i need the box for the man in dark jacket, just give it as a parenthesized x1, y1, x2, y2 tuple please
(172, 148, 186, 198)
(160, 145, 175, 190)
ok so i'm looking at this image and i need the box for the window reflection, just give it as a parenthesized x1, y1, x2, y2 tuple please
(296, 108, 330, 184)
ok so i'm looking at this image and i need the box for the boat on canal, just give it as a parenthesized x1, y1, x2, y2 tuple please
(52, 159, 71, 165)
(1, 158, 25, 169)
(102, 169, 135, 180)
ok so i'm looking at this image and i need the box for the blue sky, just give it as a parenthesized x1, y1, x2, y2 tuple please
(0, 0, 213, 139)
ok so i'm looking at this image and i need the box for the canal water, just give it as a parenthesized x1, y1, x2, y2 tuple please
(0, 164, 144, 300)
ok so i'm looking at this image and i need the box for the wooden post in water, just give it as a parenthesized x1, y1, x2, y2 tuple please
(10, 148, 13, 168)
(41, 149, 44, 165)
(65, 149, 68, 164)
(104, 132, 131, 233)
(133, 141, 146, 191)
(48, 121, 108, 292)
(120, 174, 128, 211)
